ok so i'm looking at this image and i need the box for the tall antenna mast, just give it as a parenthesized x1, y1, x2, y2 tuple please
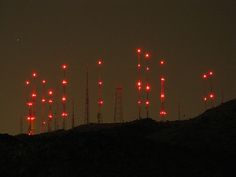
(136, 48, 142, 119)
(71, 100, 75, 128)
(160, 59, 167, 118)
(61, 64, 68, 129)
(114, 87, 123, 123)
(97, 59, 104, 123)
(85, 66, 90, 124)
(48, 89, 54, 132)
(144, 52, 151, 118)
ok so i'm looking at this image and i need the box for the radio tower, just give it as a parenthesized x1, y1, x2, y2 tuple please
(114, 87, 123, 123)
(71, 100, 75, 129)
(97, 59, 104, 123)
(160, 59, 167, 118)
(85, 67, 90, 124)
(144, 53, 151, 118)
(28, 72, 37, 135)
(61, 64, 68, 129)
(136, 48, 142, 119)
(48, 89, 54, 132)
(41, 80, 47, 133)
(202, 71, 215, 109)
(25, 80, 33, 135)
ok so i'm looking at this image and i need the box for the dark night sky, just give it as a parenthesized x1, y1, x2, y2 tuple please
(0, 0, 235, 135)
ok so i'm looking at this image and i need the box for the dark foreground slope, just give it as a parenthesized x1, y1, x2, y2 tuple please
(1, 100, 236, 177)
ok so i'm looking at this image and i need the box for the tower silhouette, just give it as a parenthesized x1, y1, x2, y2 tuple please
(114, 87, 123, 123)
(85, 67, 90, 124)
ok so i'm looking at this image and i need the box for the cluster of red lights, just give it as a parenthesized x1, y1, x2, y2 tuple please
(202, 70, 216, 106)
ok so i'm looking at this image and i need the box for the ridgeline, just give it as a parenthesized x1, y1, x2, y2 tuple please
(1, 100, 236, 177)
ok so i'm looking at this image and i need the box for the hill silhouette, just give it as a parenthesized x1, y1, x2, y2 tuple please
(1, 100, 236, 177)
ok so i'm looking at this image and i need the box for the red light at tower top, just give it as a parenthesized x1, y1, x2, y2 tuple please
(42, 80, 46, 84)
(25, 80, 30, 85)
(137, 48, 141, 54)
(161, 77, 165, 82)
(32, 72, 37, 78)
(209, 71, 214, 76)
(62, 64, 67, 70)
(145, 53, 150, 59)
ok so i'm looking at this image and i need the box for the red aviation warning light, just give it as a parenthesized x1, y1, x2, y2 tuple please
(48, 114, 53, 119)
(31, 93, 37, 98)
(137, 48, 141, 54)
(27, 102, 33, 107)
(98, 81, 103, 86)
(62, 80, 68, 85)
(98, 59, 103, 65)
(146, 85, 151, 92)
(145, 53, 150, 59)
(160, 93, 165, 99)
(204, 97, 208, 101)
(62, 112, 68, 117)
(209, 93, 215, 99)
(145, 100, 150, 106)
(48, 90, 53, 96)
(27, 116, 35, 121)
(62, 96, 67, 102)
(209, 71, 214, 76)
(98, 99, 104, 105)
(160, 60, 165, 65)
(160, 110, 167, 116)
(32, 72, 37, 78)
(26, 80, 30, 86)
(62, 64, 67, 70)
(161, 77, 165, 82)
(41, 98, 46, 103)
(138, 100, 142, 105)
(42, 80, 46, 84)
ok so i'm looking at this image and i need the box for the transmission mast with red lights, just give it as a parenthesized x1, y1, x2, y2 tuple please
(97, 59, 104, 123)
(41, 79, 47, 133)
(160, 60, 167, 118)
(85, 66, 90, 124)
(28, 72, 38, 135)
(136, 48, 143, 119)
(144, 52, 151, 118)
(202, 71, 216, 109)
(48, 89, 54, 132)
(61, 64, 68, 129)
